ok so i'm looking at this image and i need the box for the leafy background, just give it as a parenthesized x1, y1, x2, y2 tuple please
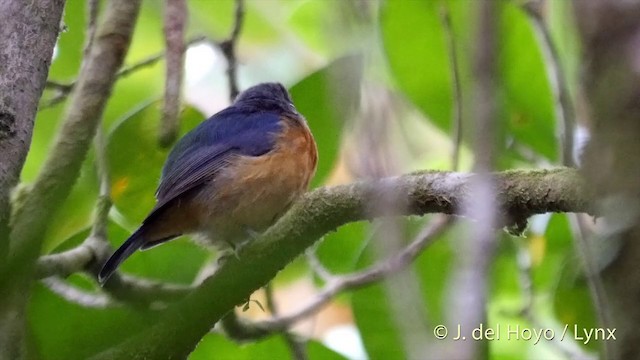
(28, 1, 593, 359)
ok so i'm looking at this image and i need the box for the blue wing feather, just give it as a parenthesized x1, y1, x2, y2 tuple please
(151, 106, 282, 214)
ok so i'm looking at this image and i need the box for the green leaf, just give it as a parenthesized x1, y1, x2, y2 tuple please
(290, 55, 362, 187)
(188, 0, 278, 44)
(352, 217, 452, 359)
(29, 282, 156, 360)
(499, 3, 558, 160)
(50, 0, 85, 80)
(316, 221, 368, 274)
(532, 214, 574, 290)
(189, 334, 345, 360)
(380, 1, 452, 130)
(106, 219, 208, 284)
(42, 153, 99, 252)
(107, 101, 204, 225)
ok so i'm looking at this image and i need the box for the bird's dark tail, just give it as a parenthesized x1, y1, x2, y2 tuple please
(98, 227, 146, 284)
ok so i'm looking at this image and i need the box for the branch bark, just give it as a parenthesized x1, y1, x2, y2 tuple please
(574, 2, 640, 358)
(0, 1, 66, 357)
(5, 0, 142, 287)
(91, 168, 590, 359)
(0, 0, 65, 261)
(0, 1, 141, 357)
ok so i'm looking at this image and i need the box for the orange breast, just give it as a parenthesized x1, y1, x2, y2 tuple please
(196, 115, 317, 246)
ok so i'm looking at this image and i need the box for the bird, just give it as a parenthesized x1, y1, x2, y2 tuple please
(98, 82, 317, 284)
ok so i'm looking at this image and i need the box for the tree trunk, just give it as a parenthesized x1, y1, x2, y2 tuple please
(575, 1, 640, 358)
(0, 0, 66, 357)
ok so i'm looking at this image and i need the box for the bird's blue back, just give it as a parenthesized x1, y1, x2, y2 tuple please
(157, 105, 283, 205)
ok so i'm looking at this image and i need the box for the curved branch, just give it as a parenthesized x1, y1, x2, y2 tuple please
(4, 0, 142, 290)
(0, 2, 66, 355)
(0, 0, 65, 260)
(91, 167, 590, 360)
(158, 0, 187, 147)
(260, 215, 451, 332)
(220, 0, 245, 101)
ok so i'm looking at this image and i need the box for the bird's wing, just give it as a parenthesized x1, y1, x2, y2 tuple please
(146, 108, 282, 221)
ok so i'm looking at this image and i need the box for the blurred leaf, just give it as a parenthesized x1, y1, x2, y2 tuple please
(553, 263, 599, 351)
(499, 3, 557, 160)
(22, 106, 66, 182)
(380, 1, 452, 130)
(288, 0, 334, 55)
(382, 1, 558, 162)
(491, 233, 523, 299)
(413, 220, 454, 326)
(188, 0, 278, 44)
(548, 0, 581, 107)
(352, 271, 406, 359)
(533, 214, 573, 290)
(316, 221, 368, 274)
(106, 219, 208, 284)
(552, 215, 598, 351)
(42, 153, 99, 253)
(290, 55, 362, 187)
(352, 218, 449, 359)
(189, 333, 345, 360)
(29, 282, 156, 360)
(107, 101, 204, 224)
(50, 0, 85, 80)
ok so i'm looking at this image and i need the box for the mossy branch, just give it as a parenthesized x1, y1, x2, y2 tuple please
(91, 167, 590, 359)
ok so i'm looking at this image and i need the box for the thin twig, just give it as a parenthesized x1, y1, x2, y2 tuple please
(569, 213, 612, 359)
(41, 35, 209, 110)
(512, 237, 595, 360)
(39, 121, 194, 305)
(36, 245, 95, 279)
(92, 125, 111, 239)
(264, 283, 309, 360)
(305, 247, 333, 283)
(44, 80, 74, 92)
(220, 311, 271, 341)
(522, 1, 576, 167)
(84, 0, 100, 58)
(117, 36, 206, 78)
(42, 276, 117, 308)
(260, 215, 451, 331)
(440, 4, 463, 171)
(220, 0, 245, 101)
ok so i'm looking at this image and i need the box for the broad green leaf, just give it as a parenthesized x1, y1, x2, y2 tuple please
(188, 0, 278, 44)
(553, 263, 599, 352)
(499, 3, 558, 160)
(42, 153, 99, 252)
(382, 1, 558, 162)
(107, 102, 204, 224)
(50, 0, 85, 80)
(106, 219, 208, 284)
(413, 221, 454, 326)
(548, 0, 581, 112)
(29, 282, 156, 360)
(533, 214, 573, 290)
(290, 55, 362, 187)
(190, 333, 345, 360)
(353, 217, 451, 359)
(551, 214, 598, 352)
(316, 221, 368, 274)
(381, 1, 452, 130)
(288, 0, 335, 55)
